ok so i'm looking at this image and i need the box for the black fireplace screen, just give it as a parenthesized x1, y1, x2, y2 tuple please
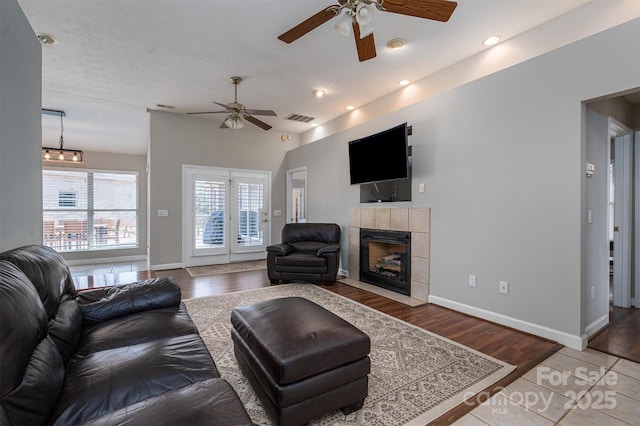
(359, 228, 411, 296)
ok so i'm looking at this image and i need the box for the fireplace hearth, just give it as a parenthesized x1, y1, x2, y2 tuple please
(360, 228, 411, 296)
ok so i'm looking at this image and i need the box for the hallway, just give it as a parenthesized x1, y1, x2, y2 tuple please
(589, 305, 640, 364)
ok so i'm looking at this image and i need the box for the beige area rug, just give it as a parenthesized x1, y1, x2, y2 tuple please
(183, 284, 515, 426)
(186, 260, 266, 277)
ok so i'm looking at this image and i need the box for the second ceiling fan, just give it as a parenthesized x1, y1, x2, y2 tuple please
(187, 77, 276, 130)
(278, 0, 457, 62)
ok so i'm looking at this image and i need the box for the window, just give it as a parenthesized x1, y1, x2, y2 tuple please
(58, 192, 77, 207)
(43, 169, 139, 251)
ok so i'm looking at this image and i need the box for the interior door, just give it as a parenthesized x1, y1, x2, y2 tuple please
(612, 133, 632, 308)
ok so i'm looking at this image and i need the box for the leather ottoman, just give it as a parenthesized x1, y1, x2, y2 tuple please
(231, 297, 370, 426)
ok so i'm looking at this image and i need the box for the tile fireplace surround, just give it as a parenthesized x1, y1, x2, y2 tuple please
(348, 207, 430, 301)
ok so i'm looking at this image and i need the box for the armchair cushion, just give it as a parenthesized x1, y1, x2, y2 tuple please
(276, 253, 326, 268)
(289, 241, 327, 253)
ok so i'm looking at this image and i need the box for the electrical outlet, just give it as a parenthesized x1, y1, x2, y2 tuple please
(468, 275, 476, 287)
(499, 281, 509, 294)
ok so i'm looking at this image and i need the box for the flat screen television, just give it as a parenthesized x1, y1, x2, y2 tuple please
(348, 122, 409, 185)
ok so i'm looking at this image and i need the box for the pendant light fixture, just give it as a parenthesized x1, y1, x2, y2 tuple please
(41, 109, 84, 164)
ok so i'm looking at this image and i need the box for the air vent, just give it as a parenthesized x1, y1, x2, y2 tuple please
(286, 114, 315, 123)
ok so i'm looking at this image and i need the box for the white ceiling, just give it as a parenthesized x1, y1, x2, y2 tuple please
(18, 0, 599, 155)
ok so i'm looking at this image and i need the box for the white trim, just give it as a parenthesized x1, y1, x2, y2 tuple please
(151, 262, 183, 271)
(428, 295, 585, 350)
(584, 314, 609, 339)
(64, 254, 146, 266)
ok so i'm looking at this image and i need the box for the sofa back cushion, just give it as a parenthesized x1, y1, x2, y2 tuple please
(0, 245, 76, 319)
(1, 261, 65, 425)
(1, 245, 82, 364)
(282, 223, 341, 247)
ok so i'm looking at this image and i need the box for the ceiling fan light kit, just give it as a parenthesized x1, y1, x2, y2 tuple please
(186, 76, 276, 131)
(278, 0, 457, 62)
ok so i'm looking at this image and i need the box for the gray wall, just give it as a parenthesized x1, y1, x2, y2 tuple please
(55, 151, 149, 262)
(582, 109, 610, 333)
(148, 110, 298, 268)
(0, 0, 42, 251)
(285, 19, 640, 345)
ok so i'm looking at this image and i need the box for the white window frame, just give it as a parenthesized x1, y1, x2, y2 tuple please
(43, 167, 139, 252)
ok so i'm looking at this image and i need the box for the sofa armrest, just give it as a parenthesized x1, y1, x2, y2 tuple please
(77, 277, 181, 325)
(266, 243, 293, 256)
(317, 243, 340, 256)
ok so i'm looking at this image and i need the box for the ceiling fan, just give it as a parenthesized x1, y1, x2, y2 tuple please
(187, 77, 277, 130)
(278, 0, 457, 62)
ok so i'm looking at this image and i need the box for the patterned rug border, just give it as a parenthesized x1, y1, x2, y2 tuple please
(186, 260, 266, 277)
(183, 284, 516, 425)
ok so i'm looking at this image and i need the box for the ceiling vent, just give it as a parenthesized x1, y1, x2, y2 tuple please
(286, 113, 315, 123)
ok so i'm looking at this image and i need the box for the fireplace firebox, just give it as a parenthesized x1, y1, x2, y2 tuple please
(359, 228, 411, 296)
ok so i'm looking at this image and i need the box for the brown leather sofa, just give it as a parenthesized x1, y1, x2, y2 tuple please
(0, 245, 254, 426)
(266, 223, 341, 284)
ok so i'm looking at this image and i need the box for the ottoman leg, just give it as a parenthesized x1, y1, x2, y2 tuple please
(340, 398, 365, 415)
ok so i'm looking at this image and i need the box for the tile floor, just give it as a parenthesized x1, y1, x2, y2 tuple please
(455, 347, 640, 425)
(72, 262, 640, 425)
(68, 260, 148, 277)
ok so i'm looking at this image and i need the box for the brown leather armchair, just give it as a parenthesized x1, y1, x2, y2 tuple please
(267, 223, 341, 285)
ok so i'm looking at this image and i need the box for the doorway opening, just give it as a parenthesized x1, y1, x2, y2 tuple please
(286, 167, 307, 223)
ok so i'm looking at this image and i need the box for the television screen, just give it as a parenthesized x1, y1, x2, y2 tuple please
(348, 123, 409, 185)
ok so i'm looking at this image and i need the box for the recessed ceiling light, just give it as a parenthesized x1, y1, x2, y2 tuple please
(36, 33, 57, 45)
(346, 105, 355, 111)
(398, 79, 410, 86)
(313, 89, 325, 98)
(386, 38, 406, 49)
(482, 36, 501, 46)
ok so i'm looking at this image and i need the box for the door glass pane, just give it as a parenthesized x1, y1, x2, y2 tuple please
(236, 182, 263, 247)
(194, 179, 226, 249)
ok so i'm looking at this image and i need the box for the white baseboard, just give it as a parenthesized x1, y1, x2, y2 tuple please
(428, 295, 585, 350)
(65, 255, 147, 266)
(585, 314, 609, 339)
(151, 262, 183, 271)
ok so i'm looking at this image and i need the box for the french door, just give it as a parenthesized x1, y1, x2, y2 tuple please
(182, 165, 270, 267)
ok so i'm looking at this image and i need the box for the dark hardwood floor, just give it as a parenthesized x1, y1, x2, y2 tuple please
(588, 304, 640, 364)
(149, 268, 561, 425)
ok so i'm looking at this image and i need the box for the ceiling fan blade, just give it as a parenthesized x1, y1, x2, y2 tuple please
(220, 121, 229, 129)
(213, 101, 229, 109)
(245, 109, 277, 117)
(353, 24, 376, 62)
(186, 111, 227, 115)
(278, 7, 338, 43)
(244, 114, 272, 131)
(382, 0, 457, 22)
